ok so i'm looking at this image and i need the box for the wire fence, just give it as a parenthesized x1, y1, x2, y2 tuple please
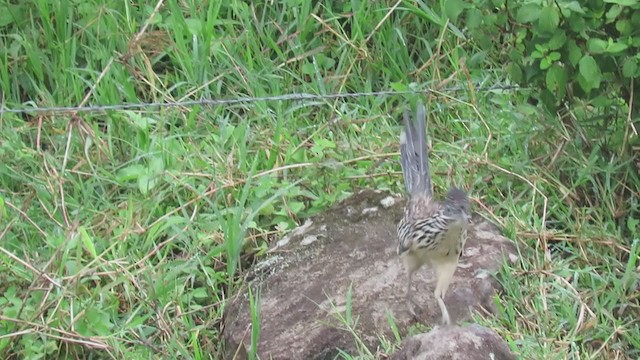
(0, 84, 526, 115)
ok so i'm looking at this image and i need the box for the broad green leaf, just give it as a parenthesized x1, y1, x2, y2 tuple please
(190, 287, 209, 299)
(616, 19, 632, 35)
(125, 111, 156, 130)
(628, 217, 639, 233)
(538, 7, 560, 33)
(558, 1, 585, 14)
(633, 11, 640, 26)
(444, 0, 465, 22)
(578, 55, 602, 90)
(547, 31, 567, 50)
(301, 62, 315, 75)
(605, 41, 628, 53)
(116, 164, 145, 182)
(185, 18, 202, 35)
(603, 0, 639, 5)
(606, 5, 623, 22)
(0, 5, 22, 27)
(567, 40, 582, 66)
(148, 156, 165, 175)
(390, 82, 409, 92)
(568, 16, 587, 32)
(466, 8, 483, 29)
(287, 201, 305, 213)
(506, 62, 523, 83)
(137, 174, 158, 195)
(587, 38, 607, 54)
(622, 57, 638, 77)
(545, 64, 568, 99)
(516, 4, 541, 23)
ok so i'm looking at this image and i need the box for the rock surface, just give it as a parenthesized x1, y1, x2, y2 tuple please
(390, 324, 516, 360)
(223, 190, 517, 359)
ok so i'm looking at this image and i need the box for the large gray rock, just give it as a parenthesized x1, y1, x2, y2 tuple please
(223, 190, 517, 359)
(391, 324, 516, 360)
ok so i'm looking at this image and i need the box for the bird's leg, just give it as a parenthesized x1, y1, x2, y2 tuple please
(435, 293, 450, 326)
(432, 259, 458, 326)
(405, 270, 418, 317)
(403, 255, 423, 317)
(459, 228, 468, 258)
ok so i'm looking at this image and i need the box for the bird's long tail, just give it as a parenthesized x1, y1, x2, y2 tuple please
(400, 102, 432, 197)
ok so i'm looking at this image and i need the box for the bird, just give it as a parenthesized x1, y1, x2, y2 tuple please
(396, 102, 470, 325)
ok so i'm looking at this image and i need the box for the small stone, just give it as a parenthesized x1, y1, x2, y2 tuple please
(380, 195, 397, 208)
(300, 235, 318, 246)
(274, 219, 314, 249)
(362, 206, 378, 215)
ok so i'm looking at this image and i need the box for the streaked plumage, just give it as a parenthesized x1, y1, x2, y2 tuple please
(397, 102, 470, 325)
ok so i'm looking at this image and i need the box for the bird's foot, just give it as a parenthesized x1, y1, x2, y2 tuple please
(440, 310, 451, 326)
(436, 297, 451, 326)
(406, 298, 423, 320)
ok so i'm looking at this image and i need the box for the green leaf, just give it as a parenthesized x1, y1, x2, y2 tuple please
(605, 41, 628, 53)
(138, 174, 158, 195)
(545, 64, 568, 99)
(191, 287, 209, 299)
(547, 31, 567, 50)
(287, 201, 305, 213)
(558, 1, 585, 14)
(616, 19, 632, 35)
(567, 40, 582, 66)
(606, 5, 623, 22)
(506, 62, 523, 82)
(148, 156, 165, 175)
(116, 164, 145, 182)
(628, 217, 639, 234)
(0, 196, 6, 220)
(568, 16, 587, 32)
(78, 226, 97, 259)
(603, 0, 639, 5)
(125, 111, 156, 130)
(531, 49, 544, 59)
(301, 62, 315, 75)
(390, 82, 409, 92)
(622, 57, 638, 77)
(185, 18, 203, 35)
(0, 5, 22, 27)
(538, 7, 560, 33)
(466, 8, 483, 29)
(587, 38, 607, 54)
(444, 0, 465, 22)
(516, 4, 541, 23)
(591, 95, 612, 107)
(578, 55, 602, 90)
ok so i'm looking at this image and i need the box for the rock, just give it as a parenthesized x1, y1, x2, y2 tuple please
(390, 324, 516, 360)
(223, 190, 517, 360)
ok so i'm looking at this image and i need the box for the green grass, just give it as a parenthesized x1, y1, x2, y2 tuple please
(1, 1, 638, 359)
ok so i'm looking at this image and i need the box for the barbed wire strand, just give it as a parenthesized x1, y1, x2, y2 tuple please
(0, 84, 526, 115)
